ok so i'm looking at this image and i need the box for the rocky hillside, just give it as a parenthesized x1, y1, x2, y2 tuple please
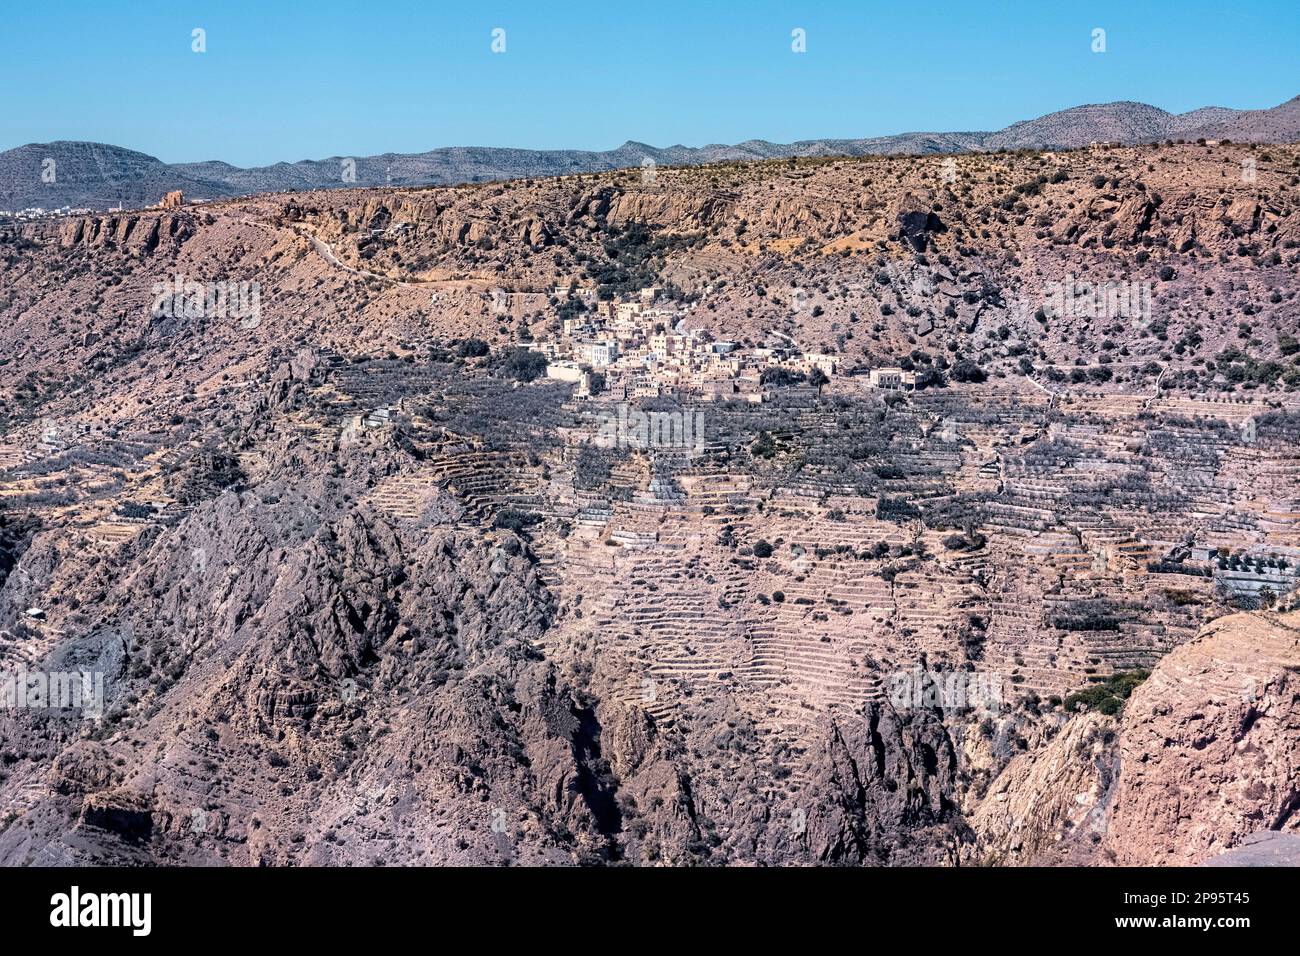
(0, 423, 969, 865)
(0, 142, 232, 212)
(967, 611, 1300, 867)
(1183, 95, 1300, 145)
(1102, 610, 1300, 865)
(0, 144, 1296, 866)
(985, 102, 1180, 150)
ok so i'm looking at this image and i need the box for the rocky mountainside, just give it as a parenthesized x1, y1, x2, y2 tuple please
(1101, 610, 1300, 865)
(0, 142, 231, 212)
(969, 610, 1300, 866)
(0, 143, 1297, 865)
(984, 102, 1182, 150)
(4, 95, 1295, 211)
(1181, 95, 1300, 145)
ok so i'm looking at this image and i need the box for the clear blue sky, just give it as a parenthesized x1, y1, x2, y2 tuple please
(2, 0, 1296, 166)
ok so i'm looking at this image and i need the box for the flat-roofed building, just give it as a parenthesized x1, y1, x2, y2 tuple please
(869, 367, 915, 390)
(805, 353, 839, 376)
(546, 362, 584, 383)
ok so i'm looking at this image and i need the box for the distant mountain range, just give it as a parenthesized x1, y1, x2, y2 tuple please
(4, 95, 1297, 212)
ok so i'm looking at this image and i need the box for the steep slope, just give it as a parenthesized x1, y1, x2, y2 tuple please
(966, 611, 1300, 866)
(967, 712, 1119, 866)
(1101, 610, 1300, 865)
(0, 444, 969, 866)
(0, 146, 1296, 866)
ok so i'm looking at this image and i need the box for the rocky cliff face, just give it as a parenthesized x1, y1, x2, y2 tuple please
(962, 611, 1300, 866)
(27, 565, 1291, 867)
(53, 211, 195, 255)
(0, 426, 971, 866)
(0, 481, 639, 865)
(1101, 611, 1300, 865)
(968, 712, 1118, 866)
(804, 706, 968, 865)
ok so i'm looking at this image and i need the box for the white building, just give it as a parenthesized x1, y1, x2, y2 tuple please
(869, 367, 915, 390)
(805, 353, 839, 376)
(546, 362, 584, 383)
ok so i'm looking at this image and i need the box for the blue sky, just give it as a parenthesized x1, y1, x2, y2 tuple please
(2, 1, 1296, 166)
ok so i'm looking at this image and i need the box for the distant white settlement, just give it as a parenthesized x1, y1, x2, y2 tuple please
(534, 285, 841, 403)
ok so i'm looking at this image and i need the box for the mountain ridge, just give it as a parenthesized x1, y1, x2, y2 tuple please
(4, 94, 1297, 211)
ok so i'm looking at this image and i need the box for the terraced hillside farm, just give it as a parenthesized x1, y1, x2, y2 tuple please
(0, 142, 1298, 866)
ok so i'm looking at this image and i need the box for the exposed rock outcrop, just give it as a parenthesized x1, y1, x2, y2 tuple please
(893, 193, 946, 252)
(804, 703, 968, 864)
(1101, 611, 1300, 865)
(968, 712, 1117, 865)
(1201, 830, 1300, 866)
